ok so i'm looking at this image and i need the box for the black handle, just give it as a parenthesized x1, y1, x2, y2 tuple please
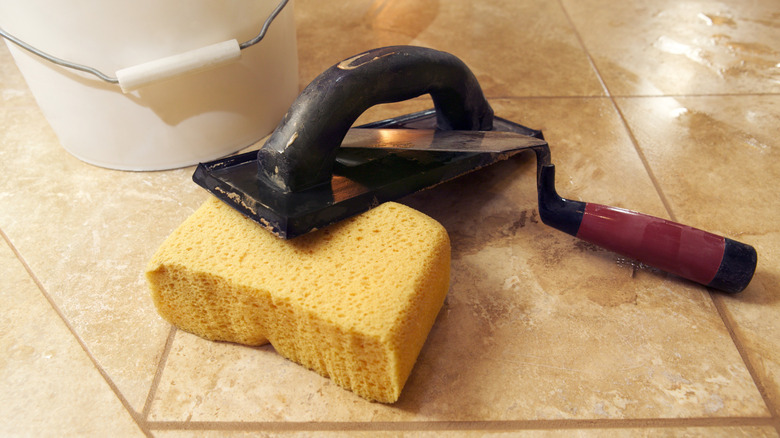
(257, 45, 494, 192)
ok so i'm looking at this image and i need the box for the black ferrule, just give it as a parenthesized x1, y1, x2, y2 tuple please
(707, 238, 758, 293)
(537, 164, 585, 237)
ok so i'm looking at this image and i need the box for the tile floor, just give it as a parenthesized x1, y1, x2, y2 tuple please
(1, 0, 779, 436)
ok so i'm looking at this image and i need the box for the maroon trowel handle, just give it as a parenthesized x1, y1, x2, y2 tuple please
(537, 164, 757, 293)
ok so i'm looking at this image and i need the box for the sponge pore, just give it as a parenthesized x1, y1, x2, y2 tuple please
(146, 197, 451, 403)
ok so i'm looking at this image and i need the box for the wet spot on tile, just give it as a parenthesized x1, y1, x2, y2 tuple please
(745, 12, 780, 30)
(698, 13, 737, 28)
(573, 240, 605, 253)
(565, 0, 780, 94)
(584, 278, 639, 307)
(676, 108, 775, 163)
(529, 233, 576, 269)
(720, 39, 776, 56)
(449, 208, 540, 256)
(364, 0, 439, 39)
(449, 261, 526, 336)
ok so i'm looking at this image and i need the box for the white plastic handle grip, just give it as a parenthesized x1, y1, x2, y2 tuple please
(115, 39, 241, 93)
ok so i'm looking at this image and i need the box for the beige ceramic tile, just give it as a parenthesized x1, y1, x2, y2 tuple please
(4, 0, 779, 433)
(0, 238, 145, 436)
(147, 98, 767, 422)
(294, 0, 605, 97)
(562, 0, 780, 95)
(148, 330, 372, 422)
(152, 426, 779, 437)
(399, 99, 767, 420)
(616, 95, 780, 409)
(0, 97, 196, 411)
(614, 96, 778, 235)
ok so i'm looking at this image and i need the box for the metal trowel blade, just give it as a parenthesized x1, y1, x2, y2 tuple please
(193, 128, 547, 239)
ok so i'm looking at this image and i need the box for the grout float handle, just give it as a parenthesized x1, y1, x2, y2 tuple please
(256, 45, 494, 193)
(115, 39, 241, 93)
(537, 164, 757, 293)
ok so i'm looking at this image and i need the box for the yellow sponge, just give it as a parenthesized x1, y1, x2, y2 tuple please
(146, 197, 450, 403)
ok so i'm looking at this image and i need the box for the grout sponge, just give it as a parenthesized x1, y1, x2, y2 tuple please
(145, 196, 451, 403)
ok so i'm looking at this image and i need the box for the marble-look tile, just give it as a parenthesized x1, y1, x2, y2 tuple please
(147, 98, 767, 422)
(3, 0, 779, 433)
(616, 95, 780, 409)
(0, 102, 194, 411)
(562, 0, 780, 95)
(399, 99, 767, 420)
(294, 0, 605, 97)
(148, 330, 371, 422)
(0, 238, 145, 436)
(152, 426, 779, 437)
(614, 96, 778, 235)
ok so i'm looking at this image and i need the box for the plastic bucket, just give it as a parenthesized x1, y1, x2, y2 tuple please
(0, 0, 298, 171)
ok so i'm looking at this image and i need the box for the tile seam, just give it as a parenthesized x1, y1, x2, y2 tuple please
(144, 417, 776, 432)
(511, 93, 780, 99)
(610, 93, 780, 98)
(141, 325, 178, 421)
(554, 0, 610, 98)
(552, 1, 773, 431)
(0, 227, 153, 438)
(489, 95, 610, 99)
(607, 99, 678, 222)
(488, 93, 779, 101)
(551, 7, 779, 419)
(711, 294, 780, 424)
(555, 0, 679, 223)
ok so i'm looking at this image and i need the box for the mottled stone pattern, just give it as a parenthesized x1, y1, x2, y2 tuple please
(1, 0, 779, 435)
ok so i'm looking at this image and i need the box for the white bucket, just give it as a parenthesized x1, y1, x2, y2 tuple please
(0, 0, 298, 171)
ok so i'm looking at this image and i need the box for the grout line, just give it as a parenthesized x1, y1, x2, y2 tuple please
(608, 101, 678, 222)
(555, 0, 778, 434)
(487, 92, 780, 100)
(610, 93, 780, 98)
(145, 417, 777, 432)
(0, 228, 154, 438)
(142, 325, 178, 421)
(710, 293, 780, 433)
(555, 0, 678, 222)
(612, 92, 780, 98)
(554, 1, 610, 98)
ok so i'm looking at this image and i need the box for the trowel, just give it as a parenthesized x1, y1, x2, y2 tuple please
(193, 46, 756, 293)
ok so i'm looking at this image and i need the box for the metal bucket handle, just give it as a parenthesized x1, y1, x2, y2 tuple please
(0, 0, 289, 93)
